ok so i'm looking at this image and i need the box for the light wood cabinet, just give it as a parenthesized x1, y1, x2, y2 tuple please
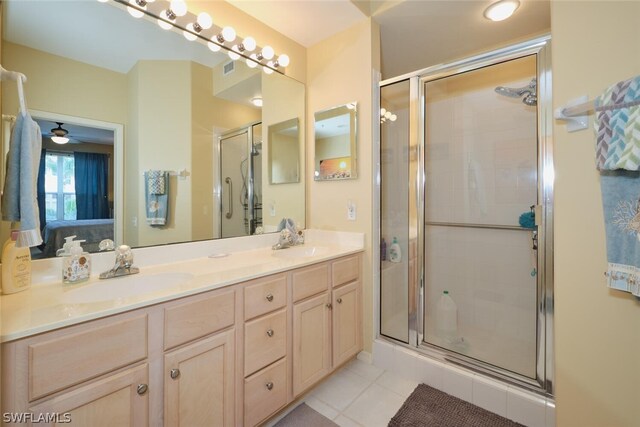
(29, 364, 149, 427)
(292, 292, 332, 396)
(2, 252, 363, 427)
(332, 281, 362, 367)
(164, 330, 235, 427)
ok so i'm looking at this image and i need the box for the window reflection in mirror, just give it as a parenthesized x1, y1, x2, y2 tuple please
(0, 0, 305, 258)
(314, 103, 357, 181)
(268, 118, 300, 185)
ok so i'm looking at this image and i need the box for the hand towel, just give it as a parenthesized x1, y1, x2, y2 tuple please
(1, 112, 43, 247)
(146, 170, 166, 195)
(594, 75, 640, 296)
(144, 171, 169, 226)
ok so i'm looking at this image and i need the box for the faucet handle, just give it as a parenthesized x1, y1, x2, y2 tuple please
(99, 239, 115, 251)
(115, 245, 134, 267)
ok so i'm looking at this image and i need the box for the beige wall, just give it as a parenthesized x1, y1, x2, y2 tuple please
(127, 61, 192, 247)
(2, 42, 127, 125)
(262, 72, 306, 229)
(307, 18, 380, 353)
(551, 2, 640, 426)
(315, 134, 351, 172)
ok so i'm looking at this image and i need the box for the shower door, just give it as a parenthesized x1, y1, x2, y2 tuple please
(219, 122, 262, 238)
(423, 56, 539, 379)
(379, 37, 553, 392)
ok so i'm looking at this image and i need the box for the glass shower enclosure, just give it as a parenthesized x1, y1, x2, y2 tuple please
(379, 37, 553, 393)
(219, 122, 263, 238)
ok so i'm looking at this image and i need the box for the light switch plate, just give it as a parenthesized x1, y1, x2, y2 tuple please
(347, 200, 356, 221)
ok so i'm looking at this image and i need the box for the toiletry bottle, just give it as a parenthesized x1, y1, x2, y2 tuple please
(380, 238, 387, 261)
(56, 235, 77, 257)
(436, 290, 458, 344)
(2, 230, 32, 294)
(388, 237, 402, 263)
(63, 240, 91, 284)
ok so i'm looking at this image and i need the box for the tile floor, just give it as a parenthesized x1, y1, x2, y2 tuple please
(267, 358, 419, 427)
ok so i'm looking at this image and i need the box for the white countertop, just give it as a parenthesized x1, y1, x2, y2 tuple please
(1, 230, 364, 342)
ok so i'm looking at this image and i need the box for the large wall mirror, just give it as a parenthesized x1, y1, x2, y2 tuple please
(0, 0, 305, 258)
(314, 102, 357, 181)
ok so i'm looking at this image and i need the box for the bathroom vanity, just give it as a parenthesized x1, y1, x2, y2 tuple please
(1, 234, 363, 426)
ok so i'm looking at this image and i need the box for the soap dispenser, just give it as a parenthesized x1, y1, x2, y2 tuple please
(63, 240, 91, 284)
(388, 237, 402, 263)
(56, 235, 77, 257)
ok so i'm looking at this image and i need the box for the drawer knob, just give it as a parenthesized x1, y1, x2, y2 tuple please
(326, 303, 332, 309)
(266, 329, 274, 337)
(266, 382, 274, 391)
(170, 369, 181, 380)
(266, 294, 274, 302)
(137, 384, 148, 395)
(337, 298, 343, 304)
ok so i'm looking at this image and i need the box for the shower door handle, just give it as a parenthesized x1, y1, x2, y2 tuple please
(225, 177, 233, 219)
(532, 230, 538, 251)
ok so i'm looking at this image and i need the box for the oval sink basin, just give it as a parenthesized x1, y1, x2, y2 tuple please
(62, 272, 194, 304)
(272, 246, 329, 259)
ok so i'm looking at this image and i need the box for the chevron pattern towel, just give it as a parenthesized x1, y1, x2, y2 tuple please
(594, 75, 640, 170)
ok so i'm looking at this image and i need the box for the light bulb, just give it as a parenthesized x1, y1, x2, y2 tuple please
(251, 97, 263, 107)
(157, 10, 174, 29)
(183, 24, 198, 41)
(242, 37, 256, 52)
(221, 26, 236, 42)
(483, 0, 520, 21)
(261, 45, 274, 60)
(384, 111, 392, 119)
(170, 0, 187, 17)
(127, 0, 145, 18)
(197, 12, 213, 29)
(208, 38, 221, 52)
(263, 61, 274, 74)
(97, 0, 109, 3)
(380, 108, 387, 116)
(390, 114, 397, 121)
(276, 54, 289, 67)
(228, 46, 240, 60)
(246, 54, 259, 68)
(51, 136, 69, 144)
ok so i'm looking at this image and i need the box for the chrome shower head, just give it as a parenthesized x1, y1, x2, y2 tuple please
(495, 78, 537, 106)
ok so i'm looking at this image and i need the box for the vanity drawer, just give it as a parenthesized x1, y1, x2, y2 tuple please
(164, 289, 235, 350)
(244, 308, 287, 376)
(292, 263, 329, 302)
(28, 314, 148, 401)
(244, 358, 287, 427)
(332, 255, 360, 288)
(244, 274, 287, 321)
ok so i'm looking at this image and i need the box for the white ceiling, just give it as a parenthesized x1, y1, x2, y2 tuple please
(226, 0, 368, 47)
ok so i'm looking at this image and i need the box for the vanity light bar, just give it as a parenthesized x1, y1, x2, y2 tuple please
(109, 0, 290, 74)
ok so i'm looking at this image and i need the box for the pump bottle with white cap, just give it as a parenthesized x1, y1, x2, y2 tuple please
(62, 240, 91, 284)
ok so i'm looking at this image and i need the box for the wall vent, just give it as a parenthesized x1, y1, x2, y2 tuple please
(223, 61, 235, 76)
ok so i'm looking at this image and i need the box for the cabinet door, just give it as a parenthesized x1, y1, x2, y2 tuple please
(164, 329, 235, 427)
(333, 281, 362, 367)
(29, 364, 149, 427)
(292, 292, 331, 397)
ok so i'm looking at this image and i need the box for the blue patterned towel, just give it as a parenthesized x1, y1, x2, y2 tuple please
(144, 171, 169, 226)
(595, 75, 640, 296)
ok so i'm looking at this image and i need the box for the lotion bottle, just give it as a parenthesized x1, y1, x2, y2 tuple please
(388, 237, 402, 263)
(2, 230, 32, 294)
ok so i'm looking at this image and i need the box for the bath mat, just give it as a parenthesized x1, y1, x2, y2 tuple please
(273, 403, 338, 427)
(389, 383, 523, 427)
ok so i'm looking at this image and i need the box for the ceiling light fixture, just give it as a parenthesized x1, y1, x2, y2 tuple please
(380, 108, 397, 124)
(50, 122, 70, 144)
(251, 97, 263, 107)
(483, 0, 520, 22)
(111, 0, 291, 72)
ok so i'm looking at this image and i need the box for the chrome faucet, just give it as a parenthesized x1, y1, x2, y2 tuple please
(99, 244, 140, 279)
(272, 219, 304, 250)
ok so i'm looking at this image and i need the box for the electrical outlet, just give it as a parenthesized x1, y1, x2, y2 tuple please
(132, 216, 138, 227)
(269, 201, 276, 217)
(347, 200, 356, 221)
